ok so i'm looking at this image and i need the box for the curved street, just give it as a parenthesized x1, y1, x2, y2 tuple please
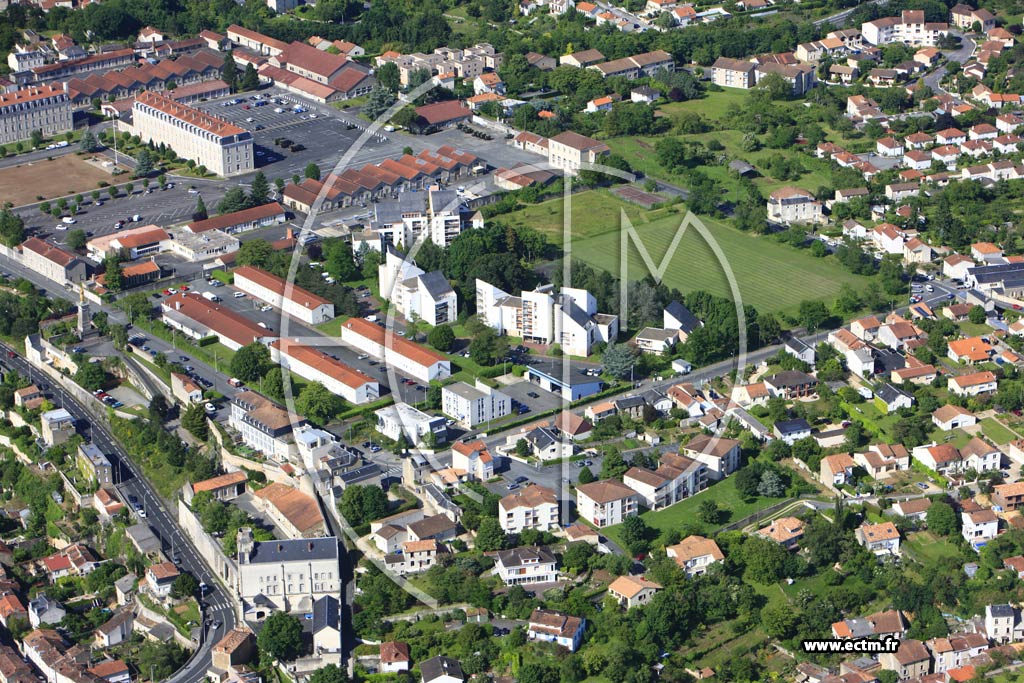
(0, 341, 237, 683)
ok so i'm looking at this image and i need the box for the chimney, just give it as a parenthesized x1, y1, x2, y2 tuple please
(286, 227, 293, 240)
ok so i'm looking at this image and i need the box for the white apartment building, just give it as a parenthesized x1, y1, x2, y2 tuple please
(378, 246, 457, 327)
(548, 131, 611, 175)
(494, 547, 557, 586)
(370, 190, 483, 249)
(235, 529, 340, 616)
(374, 402, 447, 446)
(442, 380, 511, 428)
(575, 479, 638, 528)
(862, 10, 948, 46)
(340, 318, 450, 383)
(476, 280, 618, 357)
(129, 90, 254, 177)
(498, 485, 559, 533)
(229, 391, 302, 460)
(0, 84, 72, 146)
(232, 265, 334, 324)
(7, 49, 44, 73)
(767, 187, 823, 225)
(269, 340, 379, 405)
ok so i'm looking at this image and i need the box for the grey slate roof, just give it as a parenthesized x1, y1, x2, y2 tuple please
(877, 383, 912, 405)
(312, 595, 340, 634)
(374, 193, 427, 224)
(421, 656, 464, 683)
(418, 270, 454, 299)
(775, 418, 811, 434)
(248, 537, 339, 564)
(988, 603, 1015, 618)
(665, 300, 701, 333)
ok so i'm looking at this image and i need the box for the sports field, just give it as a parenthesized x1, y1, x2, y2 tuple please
(506, 190, 873, 316)
(0, 155, 111, 206)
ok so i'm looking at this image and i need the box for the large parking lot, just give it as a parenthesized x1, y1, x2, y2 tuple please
(17, 181, 229, 245)
(191, 89, 403, 181)
(195, 88, 547, 187)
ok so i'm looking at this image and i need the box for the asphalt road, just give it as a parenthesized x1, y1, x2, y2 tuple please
(0, 342, 236, 683)
(924, 33, 976, 95)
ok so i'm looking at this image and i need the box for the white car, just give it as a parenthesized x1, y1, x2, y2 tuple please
(61, 216, 76, 224)
(233, 292, 246, 298)
(260, 305, 272, 312)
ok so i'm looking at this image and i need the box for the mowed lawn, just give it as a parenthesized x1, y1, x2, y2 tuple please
(602, 475, 788, 549)
(980, 417, 1019, 446)
(507, 191, 872, 315)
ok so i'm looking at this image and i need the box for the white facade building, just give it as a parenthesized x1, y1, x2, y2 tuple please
(235, 529, 340, 616)
(128, 90, 254, 177)
(441, 380, 511, 428)
(232, 265, 334, 324)
(270, 340, 379, 405)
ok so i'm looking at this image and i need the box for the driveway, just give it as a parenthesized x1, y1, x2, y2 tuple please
(924, 33, 976, 94)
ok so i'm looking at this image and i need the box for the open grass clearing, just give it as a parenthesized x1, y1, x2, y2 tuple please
(506, 190, 873, 316)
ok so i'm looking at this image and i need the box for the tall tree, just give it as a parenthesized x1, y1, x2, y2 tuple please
(103, 257, 124, 292)
(249, 171, 270, 206)
(304, 163, 321, 181)
(602, 342, 635, 379)
(134, 148, 154, 178)
(193, 196, 208, 221)
(222, 53, 238, 92)
(257, 612, 303, 661)
(240, 63, 260, 91)
(376, 62, 400, 93)
(229, 343, 272, 382)
(182, 403, 209, 441)
(295, 382, 343, 424)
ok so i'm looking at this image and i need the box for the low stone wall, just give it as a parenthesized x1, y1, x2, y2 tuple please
(176, 497, 238, 590)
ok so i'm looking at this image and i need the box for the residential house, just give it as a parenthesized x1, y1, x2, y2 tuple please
(494, 546, 557, 586)
(932, 404, 977, 431)
(879, 639, 931, 680)
(451, 440, 494, 481)
(775, 418, 812, 445)
(666, 535, 724, 576)
(755, 516, 805, 550)
(607, 575, 662, 609)
(949, 371, 998, 397)
(962, 508, 999, 548)
(820, 453, 857, 488)
(527, 609, 585, 652)
(856, 521, 900, 556)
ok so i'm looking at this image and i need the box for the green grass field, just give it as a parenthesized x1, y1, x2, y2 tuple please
(603, 475, 787, 548)
(903, 531, 966, 564)
(605, 90, 853, 199)
(506, 190, 873, 316)
(981, 417, 1019, 446)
